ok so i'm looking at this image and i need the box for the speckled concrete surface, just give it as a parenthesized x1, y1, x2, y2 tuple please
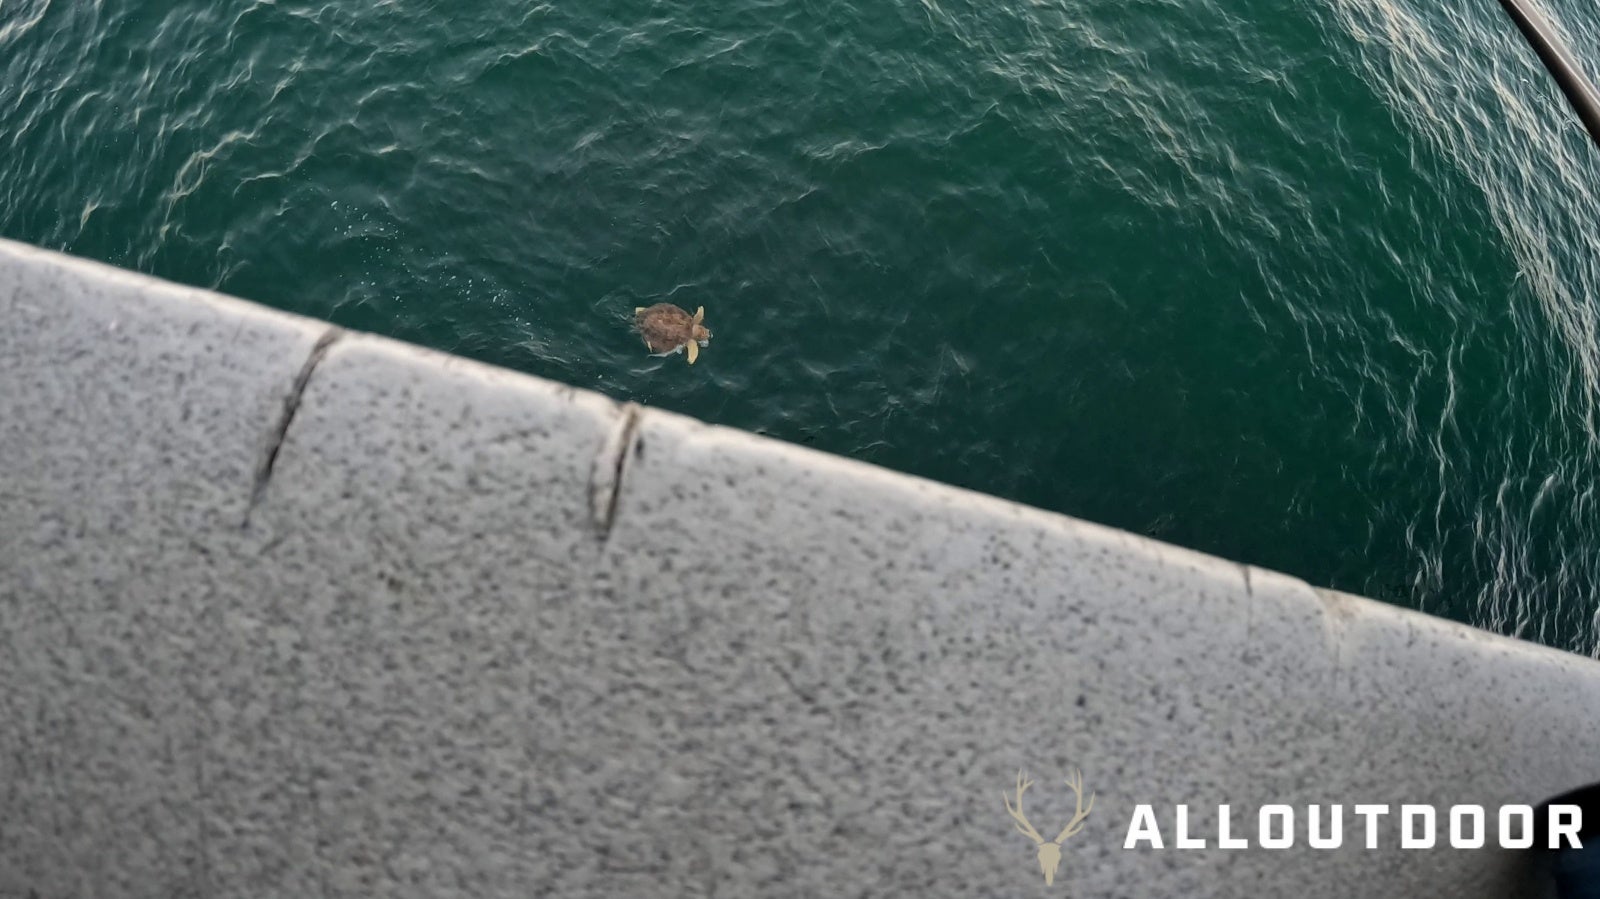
(1, 238, 1595, 898)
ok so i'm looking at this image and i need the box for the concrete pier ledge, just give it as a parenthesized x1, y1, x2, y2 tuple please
(2, 237, 1597, 897)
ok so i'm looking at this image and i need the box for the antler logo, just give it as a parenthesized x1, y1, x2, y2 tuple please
(1002, 769, 1095, 886)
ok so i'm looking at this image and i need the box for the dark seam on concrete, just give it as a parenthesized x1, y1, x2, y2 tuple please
(1315, 587, 1354, 690)
(244, 328, 343, 527)
(590, 403, 643, 542)
(1240, 564, 1256, 653)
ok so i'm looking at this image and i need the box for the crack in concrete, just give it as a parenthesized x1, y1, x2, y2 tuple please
(244, 328, 342, 527)
(1240, 564, 1256, 654)
(589, 403, 643, 542)
(1314, 587, 1355, 689)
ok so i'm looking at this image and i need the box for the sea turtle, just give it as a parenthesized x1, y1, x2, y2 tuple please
(633, 303, 712, 364)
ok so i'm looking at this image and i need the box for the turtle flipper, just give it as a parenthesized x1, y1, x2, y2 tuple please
(635, 307, 645, 314)
(693, 306, 705, 324)
(686, 341, 699, 364)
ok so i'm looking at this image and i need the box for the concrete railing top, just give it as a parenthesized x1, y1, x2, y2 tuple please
(2, 237, 1597, 898)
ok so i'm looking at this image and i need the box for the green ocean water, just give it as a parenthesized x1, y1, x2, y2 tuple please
(3, 0, 1599, 652)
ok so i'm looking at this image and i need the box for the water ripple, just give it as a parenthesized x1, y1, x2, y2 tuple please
(3, 0, 1600, 652)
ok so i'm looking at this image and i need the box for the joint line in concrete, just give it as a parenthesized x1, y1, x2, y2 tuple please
(243, 327, 343, 527)
(590, 403, 643, 542)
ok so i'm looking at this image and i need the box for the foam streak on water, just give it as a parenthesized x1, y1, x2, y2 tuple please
(2, 0, 1599, 652)
(1321, 0, 1600, 649)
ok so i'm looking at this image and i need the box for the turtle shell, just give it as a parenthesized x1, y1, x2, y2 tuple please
(634, 303, 697, 354)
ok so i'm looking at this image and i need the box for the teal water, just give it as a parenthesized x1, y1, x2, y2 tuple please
(4, 0, 1599, 652)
